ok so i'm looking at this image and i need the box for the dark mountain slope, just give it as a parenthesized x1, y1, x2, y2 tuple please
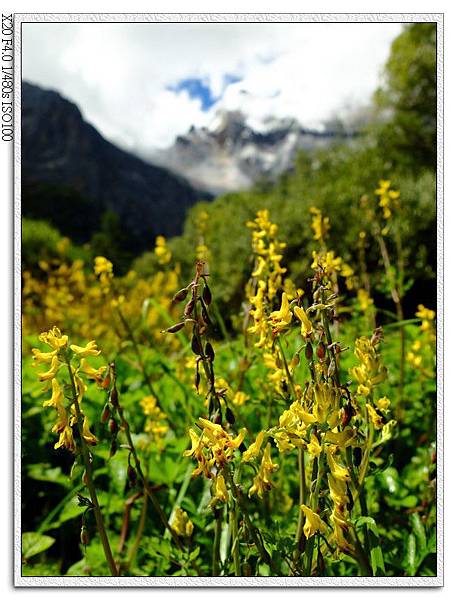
(21, 81, 209, 252)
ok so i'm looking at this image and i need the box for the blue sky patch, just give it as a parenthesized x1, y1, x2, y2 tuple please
(168, 73, 243, 111)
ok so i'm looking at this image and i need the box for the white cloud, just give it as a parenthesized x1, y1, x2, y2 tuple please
(22, 22, 402, 150)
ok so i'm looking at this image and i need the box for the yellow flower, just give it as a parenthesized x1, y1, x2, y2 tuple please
(70, 340, 101, 358)
(172, 507, 194, 537)
(154, 235, 172, 265)
(52, 403, 74, 452)
(213, 473, 228, 503)
(184, 428, 201, 458)
(306, 433, 322, 458)
(79, 359, 106, 384)
(357, 288, 374, 312)
(375, 396, 390, 412)
(42, 378, 63, 408)
(327, 473, 354, 553)
(273, 430, 296, 453)
(232, 391, 248, 406)
(38, 326, 68, 350)
(82, 415, 98, 445)
(269, 292, 292, 333)
(309, 207, 330, 242)
(242, 431, 265, 462)
(293, 306, 313, 338)
(301, 504, 328, 539)
(366, 404, 384, 429)
(32, 348, 58, 364)
(326, 448, 350, 482)
(94, 256, 113, 276)
(38, 355, 61, 382)
(248, 443, 278, 498)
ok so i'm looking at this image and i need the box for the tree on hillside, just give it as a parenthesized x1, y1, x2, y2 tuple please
(374, 23, 437, 171)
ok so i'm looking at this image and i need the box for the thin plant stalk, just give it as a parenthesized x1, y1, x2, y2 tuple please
(65, 356, 118, 576)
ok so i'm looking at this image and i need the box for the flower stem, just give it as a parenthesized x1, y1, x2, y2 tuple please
(65, 357, 118, 576)
(212, 507, 222, 576)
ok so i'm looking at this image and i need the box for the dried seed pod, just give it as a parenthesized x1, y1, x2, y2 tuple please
(305, 342, 313, 361)
(184, 298, 195, 317)
(191, 334, 202, 356)
(194, 365, 201, 393)
(165, 322, 185, 334)
(127, 465, 137, 487)
(341, 402, 356, 427)
(202, 284, 212, 305)
(353, 446, 362, 468)
(109, 418, 118, 435)
(317, 342, 326, 360)
(225, 407, 235, 424)
(101, 404, 111, 424)
(214, 411, 222, 425)
(327, 360, 336, 378)
(172, 287, 189, 303)
(201, 306, 212, 325)
(110, 387, 119, 407)
(101, 373, 111, 389)
(80, 526, 89, 546)
(205, 342, 215, 361)
(109, 438, 118, 458)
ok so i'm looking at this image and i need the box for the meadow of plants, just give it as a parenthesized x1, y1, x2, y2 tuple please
(20, 24, 437, 579)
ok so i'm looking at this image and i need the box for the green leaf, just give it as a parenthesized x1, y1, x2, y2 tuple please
(410, 513, 427, 556)
(354, 517, 385, 576)
(406, 533, 416, 576)
(22, 532, 55, 559)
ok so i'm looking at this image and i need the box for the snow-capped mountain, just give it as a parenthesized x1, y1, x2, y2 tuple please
(147, 110, 359, 195)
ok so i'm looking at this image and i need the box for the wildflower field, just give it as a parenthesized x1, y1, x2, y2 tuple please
(21, 181, 437, 577)
(20, 23, 437, 579)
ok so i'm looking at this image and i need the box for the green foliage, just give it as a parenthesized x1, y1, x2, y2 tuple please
(373, 23, 437, 170)
(22, 532, 56, 559)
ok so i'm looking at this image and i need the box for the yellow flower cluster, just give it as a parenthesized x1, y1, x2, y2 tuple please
(407, 304, 436, 376)
(154, 235, 172, 265)
(374, 179, 400, 221)
(309, 207, 330, 243)
(184, 418, 245, 505)
(171, 507, 194, 538)
(140, 395, 169, 448)
(32, 327, 103, 452)
(23, 251, 182, 354)
(350, 335, 387, 398)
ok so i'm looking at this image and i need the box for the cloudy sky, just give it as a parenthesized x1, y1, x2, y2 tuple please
(22, 22, 403, 152)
